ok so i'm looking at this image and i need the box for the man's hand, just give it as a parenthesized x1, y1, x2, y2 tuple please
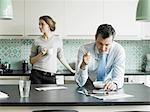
(80, 52, 91, 69)
(83, 52, 91, 65)
(103, 80, 117, 91)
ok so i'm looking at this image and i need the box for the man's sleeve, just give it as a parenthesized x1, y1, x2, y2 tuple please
(74, 46, 89, 87)
(112, 46, 126, 89)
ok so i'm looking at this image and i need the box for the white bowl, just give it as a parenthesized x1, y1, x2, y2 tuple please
(93, 81, 105, 89)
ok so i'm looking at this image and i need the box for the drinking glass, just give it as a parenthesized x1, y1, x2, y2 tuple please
(19, 80, 31, 97)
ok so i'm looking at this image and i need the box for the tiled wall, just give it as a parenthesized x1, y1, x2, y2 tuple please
(0, 39, 149, 71)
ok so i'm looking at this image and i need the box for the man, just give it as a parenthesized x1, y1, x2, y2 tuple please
(75, 24, 125, 91)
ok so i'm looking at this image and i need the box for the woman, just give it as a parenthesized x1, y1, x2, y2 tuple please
(30, 15, 75, 84)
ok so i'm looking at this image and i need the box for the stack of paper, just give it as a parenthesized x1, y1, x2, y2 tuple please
(90, 93, 133, 100)
(35, 86, 67, 91)
(0, 91, 9, 99)
(92, 89, 117, 94)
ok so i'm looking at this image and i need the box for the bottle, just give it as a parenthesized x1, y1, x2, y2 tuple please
(22, 60, 28, 73)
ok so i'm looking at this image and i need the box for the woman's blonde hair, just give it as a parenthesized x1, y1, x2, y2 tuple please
(39, 15, 56, 31)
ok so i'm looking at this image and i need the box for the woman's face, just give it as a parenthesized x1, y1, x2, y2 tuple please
(39, 19, 50, 34)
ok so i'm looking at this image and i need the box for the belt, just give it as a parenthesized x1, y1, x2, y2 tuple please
(32, 69, 54, 76)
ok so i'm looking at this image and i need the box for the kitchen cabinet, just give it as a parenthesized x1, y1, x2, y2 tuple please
(0, 0, 147, 40)
(25, 0, 140, 40)
(103, 0, 140, 40)
(145, 75, 150, 87)
(0, 0, 24, 38)
(0, 75, 64, 85)
(25, 0, 103, 39)
(124, 75, 146, 84)
(25, 0, 65, 37)
(0, 76, 29, 85)
(140, 22, 150, 40)
(64, 0, 103, 39)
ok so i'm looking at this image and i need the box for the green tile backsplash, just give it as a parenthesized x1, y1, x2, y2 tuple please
(0, 39, 149, 71)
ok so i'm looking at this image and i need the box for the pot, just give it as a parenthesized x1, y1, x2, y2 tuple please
(3, 62, 10, 70)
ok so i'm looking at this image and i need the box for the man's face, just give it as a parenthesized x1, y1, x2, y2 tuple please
(96, 34, 113, 53)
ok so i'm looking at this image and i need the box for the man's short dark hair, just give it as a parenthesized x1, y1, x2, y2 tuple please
(95, 24, 116, 40)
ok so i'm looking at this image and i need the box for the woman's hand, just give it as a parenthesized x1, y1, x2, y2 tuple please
(71, 69, 76, 73)
(41, 48, 48, 56)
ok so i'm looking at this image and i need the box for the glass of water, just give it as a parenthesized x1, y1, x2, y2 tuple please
(19, 80, 31, 97)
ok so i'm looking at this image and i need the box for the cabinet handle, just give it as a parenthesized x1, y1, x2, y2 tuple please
(0, 34, 23, 36)
(27, 35, 41, 36)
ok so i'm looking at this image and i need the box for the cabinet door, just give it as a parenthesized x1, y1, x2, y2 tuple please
(0, 76, 29, 85)
(125, 75, 146, 84)
(65, 0, 103, 39)
(103, 0, 140, 40)
(25, 0, 65, 37)
(141, 22, 150, 40)
(0, 0, 24, 36)
(56, 75, 64, 85)
(145, 75, 150, 87)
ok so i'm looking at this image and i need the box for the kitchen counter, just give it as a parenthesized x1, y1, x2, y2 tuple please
(58, 69, 150, 75)
(125, 70, 150, 75)
(0, 84, 150, 112)
(0, 70, 31, 76)
(0, 69, 150, 76)
(0, 70, 75, 76)
(0, 70, 74, 85)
